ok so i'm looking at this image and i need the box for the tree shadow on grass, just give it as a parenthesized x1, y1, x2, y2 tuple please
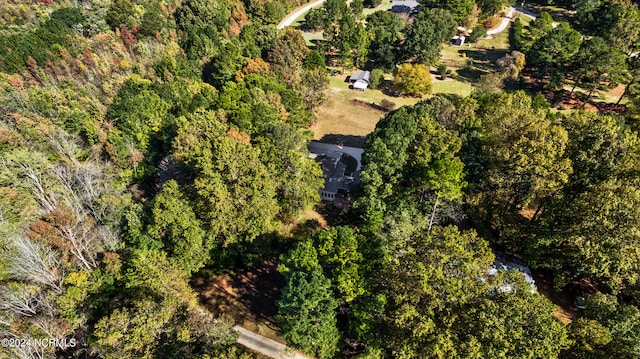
(191, 259, 285, 330)
(317, 134, 367, 147)
(456, 48, 510, 82)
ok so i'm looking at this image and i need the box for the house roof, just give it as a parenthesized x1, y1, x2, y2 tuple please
(308, 141, 364, 195)
(350, 71, 371, 83)
(353, 80, 369, 90)
(452, 35, 466, 46)
(391, 0, 420, 12)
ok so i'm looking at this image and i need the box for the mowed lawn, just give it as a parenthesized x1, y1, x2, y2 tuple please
(311, 75, 419, 142)
(311, 74, 473, 144)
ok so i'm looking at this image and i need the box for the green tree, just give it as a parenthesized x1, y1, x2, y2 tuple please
(94, 250, 236, 358)
(107, 75, 172, 154)
(421, 0, 476, 24)
(172, 110, 280, 245)
(174, 0, 233, 61)
(565, 293, 640, 358)
(139, 5, 166, 37)
(267, 28, 310, 85)
(529, 22, 582, 76)
(402, 8, 457, 64)
(520, 12, 554, 53)
(366, 11, 404, 71)
(456, 271, 570, 358)
(358, 96, 466, 230)
(605, 0, 640, 55)
(376, 225, 567, 357)
(314, 226, 365, 302)
(305, 7, 326, 30)
(561, 111, 637, 194)
(304, 50, 327, 70)
(526, 112, 640, 288)
(144, 180, 211, 274)
(478, 0, 514, 16)
(534, 177, 640, 289)
(277, 242, 341, 359)
(571, 37, 629, 104)
(105, 0, 138, 30)
(369, 68, 385, 89)
(480, 91, 571, 211)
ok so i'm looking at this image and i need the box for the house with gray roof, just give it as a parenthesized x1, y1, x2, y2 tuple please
(349, 71, 371, 91)
(391, 0, 420, 13)
(308, 141, 363, 209)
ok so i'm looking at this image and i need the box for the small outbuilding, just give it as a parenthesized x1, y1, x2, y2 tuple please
(349, 71, 371, 91)
(451, 35, 466, 46)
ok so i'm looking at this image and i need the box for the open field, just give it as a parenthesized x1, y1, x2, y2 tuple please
(441, 18, 518, 83)
(311, 90, 392, 145)
(311, 74, 473, 145)
(311, 75, 422, 145)
(432, 79, 473, 96)
(477, 23, 510, 50)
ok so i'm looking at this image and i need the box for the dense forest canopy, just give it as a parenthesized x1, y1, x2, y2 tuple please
(0, 0, 640, 358)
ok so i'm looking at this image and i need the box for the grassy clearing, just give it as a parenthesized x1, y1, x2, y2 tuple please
(311, 89, 391, 142)
(441, 45, 470, 69)
(477, 25, 510, 50)
(440, 20, 515, 83)
(311, 75, 421, 142)
(517, 13, 533, 26)
(521, 2, 576, 24)
(326, 75, 422, 106)
(301, 30, 323, 47)
(312, 74, 473, 143)
(363, 0, 392, 17)
(432, 79, 473, 97)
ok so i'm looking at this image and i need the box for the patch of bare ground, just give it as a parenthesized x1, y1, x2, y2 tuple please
(531, 270, 576, 324)
(532, 270, 604, 325)
(191, 260, 286, 343)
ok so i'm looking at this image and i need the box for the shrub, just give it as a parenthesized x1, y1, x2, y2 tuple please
(468, 25, 487, 43)
(437, 64, 447, 79)
(369, 68, 384, 89)
(380, 98, 396, 111)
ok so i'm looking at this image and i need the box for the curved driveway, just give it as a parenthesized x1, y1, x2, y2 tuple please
(234, 326, 310, 359)
(277, 0, 327, 29)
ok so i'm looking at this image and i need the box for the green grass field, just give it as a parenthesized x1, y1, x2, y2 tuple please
(477, 26, 510, 50)
(432, 79, 473, 97)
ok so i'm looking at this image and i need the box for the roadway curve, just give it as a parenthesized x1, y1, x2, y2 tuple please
(277, 0, 327, 29)
(234, 326, 310, 359)
(485, 6, 555, 36)
(486, 7, 516, 35)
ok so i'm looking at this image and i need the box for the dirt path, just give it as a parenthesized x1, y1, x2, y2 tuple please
(234, 326, 311, 359)
(277, 0, 327, 29)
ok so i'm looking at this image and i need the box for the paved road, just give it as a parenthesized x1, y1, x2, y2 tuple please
(513, 5, 539, 20)
(277, 0, 327, 29)
(234, 326, 311, 359)
(485, 6, 556, 36)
